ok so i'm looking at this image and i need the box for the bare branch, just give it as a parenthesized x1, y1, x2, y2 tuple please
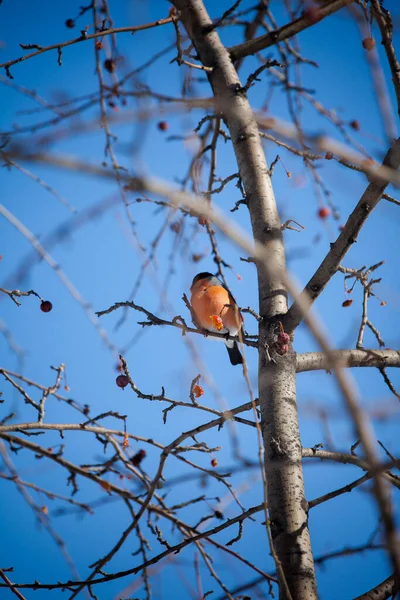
(296, 349, 400, 373)
(229, 0, 355, 61)
(352, 573, 396, 600)
(284, 138, 400, 333)
(0, 17, 174, 74)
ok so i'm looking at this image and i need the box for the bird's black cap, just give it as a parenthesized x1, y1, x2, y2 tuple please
(191, 272, 214, 287)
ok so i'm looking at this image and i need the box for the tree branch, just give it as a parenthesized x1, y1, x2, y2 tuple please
(353, 574, 396, 600)
(284, 137, 400, 333)
(296, 349, 400, 373)
(229, 0, 355, 61)
(370, 0, 400, 118)
(0, 18, 174, 75)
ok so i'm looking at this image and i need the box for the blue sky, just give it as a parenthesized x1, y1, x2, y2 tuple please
(1, 1, 400, 599)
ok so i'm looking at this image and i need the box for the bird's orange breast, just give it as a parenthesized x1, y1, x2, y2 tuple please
(190, 282, 242, 333)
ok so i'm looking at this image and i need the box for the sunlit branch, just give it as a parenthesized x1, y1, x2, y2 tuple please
(229, 0, 355, 61)
(296, 350, 400, 372)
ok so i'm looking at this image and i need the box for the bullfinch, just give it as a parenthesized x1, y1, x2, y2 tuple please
(190, 272, 244, 366)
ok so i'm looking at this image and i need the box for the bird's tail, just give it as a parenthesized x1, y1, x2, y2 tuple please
(226, 342, 243, 366)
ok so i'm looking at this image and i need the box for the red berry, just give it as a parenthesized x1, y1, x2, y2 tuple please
(362, 37, 376, 51)
(65, 19, 75, 28)
(325, 151, 333, 160)
(116, 374, 129, 389)
(104, 58, 116, 73)
(276, 344, 289, 355)
(350, 120, 360, 131)
(95, 41, 103, 51)
(277, 332, 290, 344)
(211, 458, 218, 468)
(158, 121, 168, 131)
(40, 300, 53, 313)
(303, 6, 322, 24)
(318, 207, 330, 219)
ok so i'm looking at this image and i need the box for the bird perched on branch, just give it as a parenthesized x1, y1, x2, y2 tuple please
(190, 272, 243, 366)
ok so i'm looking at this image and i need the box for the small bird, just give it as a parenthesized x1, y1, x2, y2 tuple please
(190, 272, 243, 366)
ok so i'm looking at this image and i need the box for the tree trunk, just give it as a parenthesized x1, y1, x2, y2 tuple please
(172, 1, 318, 598)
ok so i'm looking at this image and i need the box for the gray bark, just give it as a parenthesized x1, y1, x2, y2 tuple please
(172, 2, 318, 598)
(353, 574, 396, 600)
(296, 349, 400, 372)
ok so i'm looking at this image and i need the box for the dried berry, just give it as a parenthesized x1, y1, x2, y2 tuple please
(40, 300, 53, 313)
(65, 19, 75, 28)
(95, 41, 103, 51)
(350, 120, 360, 131)
(157, 120, 168, 131)
(276, 344, 289, 355)
(362, 37, 376, 51)
(104, 58, 116, 73)
(342, 299, 353, 307)
(116, 374, 129, 389)
(211, 458, 218, 468)
(325, 151, 333, 160)
(131, 449, 146, 466)
(193, 384, 204, 398)
(277, 332, 290, 345)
